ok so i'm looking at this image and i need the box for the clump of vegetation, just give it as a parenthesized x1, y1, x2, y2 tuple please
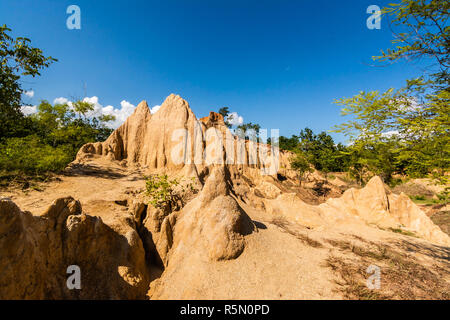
(272, 1, 450, 188)
(411, 195, 425, 201)
(332, 0, 449, 185)
(388, 227, 417, 238)
(218, 106, 234, 128)
(144, 174, 196, 211)
(0, 135, 72, 174)
(274, 128, 350, 183)
(290, 150, 313, 186)
(218, 106, 261, 137)
(430, 210, 450, 236)
(0, 24, 56, 140)
(437, 188, 449, 203)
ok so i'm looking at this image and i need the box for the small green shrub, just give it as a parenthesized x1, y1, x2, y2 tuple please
(437, 188, 449, 203)
(144, 174, 179, 209)
(144, 175, 196, 210)
(388, 177, 404, 188)
(388, 227, 417, 238)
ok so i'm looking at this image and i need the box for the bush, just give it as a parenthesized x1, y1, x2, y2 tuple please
(0, 135, 72, 174)
(437, 188, 449, 203)
(0, 100, 115, 179)
(290, 149, 313, 185)
(144, 175, 196, 211)
(144, 174, 180, 209)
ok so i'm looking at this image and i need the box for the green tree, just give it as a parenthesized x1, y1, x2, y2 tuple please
(375, 0, 449, 88)
(31, 100, 115, 157)
(290, 149, 313, 186)
(218, 106, 234, 128)
(237, 122, 261, 140)
(298, 128, 349, 174)
(333, 81, 449, 181)
(0, 25, 56, 140)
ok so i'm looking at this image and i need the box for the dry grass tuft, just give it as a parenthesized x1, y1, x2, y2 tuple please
(325, 239, 450, 300)
(270, 216, 324, 248)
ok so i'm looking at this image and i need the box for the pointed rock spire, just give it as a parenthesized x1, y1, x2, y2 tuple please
(133, 100, 151, 116)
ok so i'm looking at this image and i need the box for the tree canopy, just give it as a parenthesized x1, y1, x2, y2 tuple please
(0, 25, 57, 140)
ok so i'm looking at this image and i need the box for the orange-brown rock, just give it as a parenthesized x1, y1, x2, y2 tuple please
(0, 197, 150, 299)
(74, 94, 283, 177)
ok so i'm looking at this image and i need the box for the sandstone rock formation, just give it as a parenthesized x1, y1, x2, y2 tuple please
(74, 93, 449, 247)
(262, 176, 450, 246)
(0, 197, 150, 299)
(163, 166, 255, 262)
(1, 93, 449, 300)
(75, 94, 281, 177)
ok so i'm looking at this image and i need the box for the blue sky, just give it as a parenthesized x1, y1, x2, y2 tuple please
(1, 0, 428, 143)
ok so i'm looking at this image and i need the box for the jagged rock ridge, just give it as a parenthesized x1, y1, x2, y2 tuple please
(75, 94, 280, 176)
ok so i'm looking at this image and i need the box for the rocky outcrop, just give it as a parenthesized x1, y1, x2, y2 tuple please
(137, 166, 256, 268)
(75, 94, 282, 176)
(263, 176, 450, 245)
(171, 166, 256, 261)
(147, 166, 257, 298)
(0, 197, 150, 299)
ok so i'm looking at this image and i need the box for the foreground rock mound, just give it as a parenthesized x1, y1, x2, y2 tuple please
(168, 166, 255, 261)
(0, 197, 149, 299)
(137, 166, 256, 269)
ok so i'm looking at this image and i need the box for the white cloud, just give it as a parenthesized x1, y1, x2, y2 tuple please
(81, 97, 137, 129)
(24, 90, 34, 98)
(29, 96, 158, 129)
(54, 97, 69, 104)
(226, 112, 244, 126)
(21, 105, 37, 115)
(51, 96, 139, 128)
(150, 105, 161, 114)
(53, 97, 74, 108)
